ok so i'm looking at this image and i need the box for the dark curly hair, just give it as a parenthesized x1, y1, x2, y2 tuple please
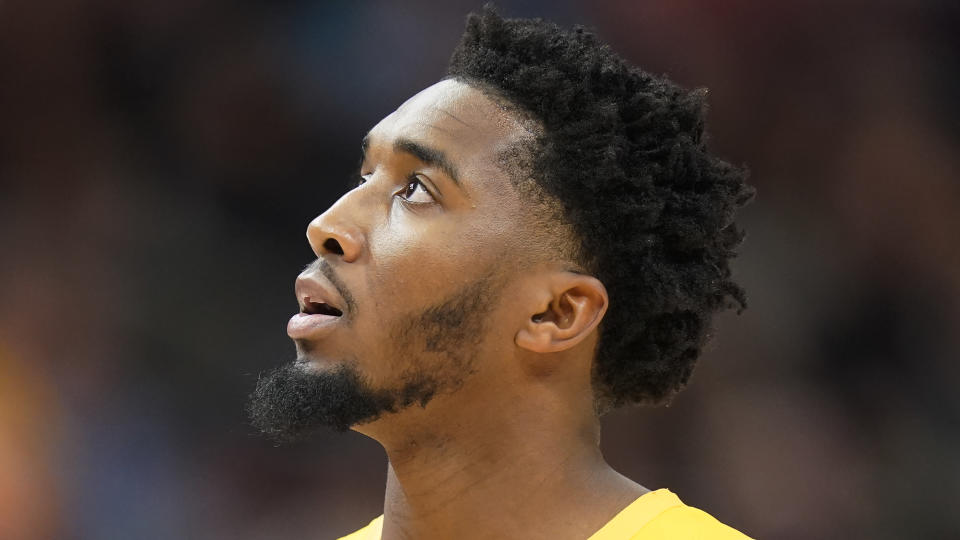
(447, 6, 756, 413)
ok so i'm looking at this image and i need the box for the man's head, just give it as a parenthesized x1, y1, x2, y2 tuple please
(249, 7, 754, 442)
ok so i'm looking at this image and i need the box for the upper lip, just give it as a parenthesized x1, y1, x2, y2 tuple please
(295, 272, 345, 316)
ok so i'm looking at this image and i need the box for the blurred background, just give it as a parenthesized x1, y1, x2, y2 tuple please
(1, 0, 958, 538)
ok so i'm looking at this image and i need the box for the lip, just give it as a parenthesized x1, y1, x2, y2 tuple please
(287, 312, 342, 340)
(295, 273, 346, 315)
(290, 271, 347, 340)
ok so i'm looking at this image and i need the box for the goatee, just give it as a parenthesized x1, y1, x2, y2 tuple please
(247, 361, 395, 441)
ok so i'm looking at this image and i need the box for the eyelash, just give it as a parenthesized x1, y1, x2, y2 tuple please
(351, 174, 436, 205)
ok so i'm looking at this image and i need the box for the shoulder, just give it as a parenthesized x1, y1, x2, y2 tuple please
(590, 489, 751, 540)
(336, 515, 383, 540)
(633, 505, 752, 540)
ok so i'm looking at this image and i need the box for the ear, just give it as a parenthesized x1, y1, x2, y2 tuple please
(515, 272, 609, 354)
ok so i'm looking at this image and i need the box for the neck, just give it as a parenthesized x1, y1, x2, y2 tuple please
(371, 394, 647, 540)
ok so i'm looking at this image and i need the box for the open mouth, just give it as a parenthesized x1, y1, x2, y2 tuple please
(302, 299, 343, 317)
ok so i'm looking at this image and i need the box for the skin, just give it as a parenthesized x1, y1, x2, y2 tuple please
(302, 78, 648, 540)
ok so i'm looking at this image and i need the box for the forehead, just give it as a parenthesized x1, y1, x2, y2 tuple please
(366, 79, 532, 177)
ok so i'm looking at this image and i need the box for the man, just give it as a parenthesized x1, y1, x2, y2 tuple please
(249, 7, 755, 539)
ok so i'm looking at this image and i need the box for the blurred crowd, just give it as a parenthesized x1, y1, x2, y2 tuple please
(1, 1, 958, 538)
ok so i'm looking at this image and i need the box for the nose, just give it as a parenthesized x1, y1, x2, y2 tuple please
(306, 202, 364, 263)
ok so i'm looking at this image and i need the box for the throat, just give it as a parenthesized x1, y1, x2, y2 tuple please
(379, 439, 642, 540)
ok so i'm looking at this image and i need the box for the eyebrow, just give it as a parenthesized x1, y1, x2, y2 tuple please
(361, 134, 462, 189)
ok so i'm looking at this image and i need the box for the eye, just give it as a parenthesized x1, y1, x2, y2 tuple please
(397, 176, 435, 204)
(346, 174, 367, 193)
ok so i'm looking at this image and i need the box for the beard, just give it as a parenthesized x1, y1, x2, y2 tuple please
(247, 269, 504, 443)
(247, 361, 393, 440)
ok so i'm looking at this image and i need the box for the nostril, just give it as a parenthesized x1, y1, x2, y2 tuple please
(323, 238, 344, 255)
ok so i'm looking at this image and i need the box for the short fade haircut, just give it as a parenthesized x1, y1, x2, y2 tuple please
(447, 6, 756, 413)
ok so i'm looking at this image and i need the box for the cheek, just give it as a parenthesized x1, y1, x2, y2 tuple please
(371, 221, 478, 293)
(365, 203, 523, 319)
(367, 239, 432, 314)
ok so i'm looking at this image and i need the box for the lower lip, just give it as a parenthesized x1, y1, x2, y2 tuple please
(287, 312, 342, 340)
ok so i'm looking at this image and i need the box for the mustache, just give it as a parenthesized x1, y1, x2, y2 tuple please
(303, 258, 357, 316)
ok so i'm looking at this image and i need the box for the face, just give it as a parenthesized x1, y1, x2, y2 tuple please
(249, 79, 542, 440)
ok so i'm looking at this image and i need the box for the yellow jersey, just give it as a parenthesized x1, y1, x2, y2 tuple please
(337, 488, 751, 539)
